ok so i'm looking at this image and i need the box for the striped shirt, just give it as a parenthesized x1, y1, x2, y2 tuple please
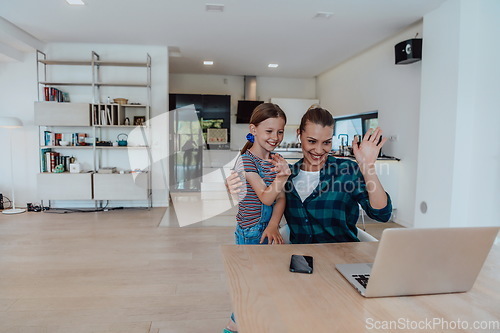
(236, 150, 279, 228)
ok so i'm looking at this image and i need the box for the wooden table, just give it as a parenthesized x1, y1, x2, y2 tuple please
(221, 242, 500, 333)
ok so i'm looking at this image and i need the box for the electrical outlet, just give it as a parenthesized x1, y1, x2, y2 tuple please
(389, 135, 399, 142)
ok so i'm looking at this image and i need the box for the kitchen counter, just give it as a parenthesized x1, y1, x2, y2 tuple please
(274, 147, 302, 152)
(277, 150, 400, 162)
(331, 154, 401, 161)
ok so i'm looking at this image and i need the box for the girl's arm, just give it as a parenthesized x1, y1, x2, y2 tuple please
(260, 191, 286, 244)
(245, 154, 290, 206)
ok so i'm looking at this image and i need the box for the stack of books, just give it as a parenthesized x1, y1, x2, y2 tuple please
(43, 131, 89, 146)
(43, 87, 70, 102)
(40, 149, 71, 173)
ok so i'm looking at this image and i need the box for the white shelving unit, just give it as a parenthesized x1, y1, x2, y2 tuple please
(35, 50, 152, 208)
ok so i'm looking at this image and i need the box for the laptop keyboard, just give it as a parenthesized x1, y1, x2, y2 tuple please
(352, 274, 370, 288)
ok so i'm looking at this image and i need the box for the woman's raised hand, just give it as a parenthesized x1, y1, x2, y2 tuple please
(270, 154, 291, 178)
(353, 127, 388, 170)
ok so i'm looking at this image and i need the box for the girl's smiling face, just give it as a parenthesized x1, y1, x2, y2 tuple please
(250, 117, 285, 154)
(298, 121, 333, 171)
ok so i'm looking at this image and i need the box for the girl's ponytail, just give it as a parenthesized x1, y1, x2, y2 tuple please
(240, 141, 253, 154)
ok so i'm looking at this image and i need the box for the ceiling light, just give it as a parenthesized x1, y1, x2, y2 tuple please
(268, 64, 279, 68)
(206, 4, 224, 12)
(66, 0, 85, 5)
(204, 61, 214, 65)
(314, 12, 333, 19)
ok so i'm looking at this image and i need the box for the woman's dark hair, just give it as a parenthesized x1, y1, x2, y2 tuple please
(241, 103, 287, 154)
(298, 104, 334, 135)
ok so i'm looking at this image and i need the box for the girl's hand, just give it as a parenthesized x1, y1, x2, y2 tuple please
(225, 170, 244, 194)
(353, 127, 388, 171)
(270, 154, 291, 178)
(260, 225, 284, 244)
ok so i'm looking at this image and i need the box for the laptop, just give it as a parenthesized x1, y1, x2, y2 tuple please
(336, 226, 499, 298)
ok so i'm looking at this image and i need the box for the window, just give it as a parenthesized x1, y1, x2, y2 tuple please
(333, 111, 378, 149)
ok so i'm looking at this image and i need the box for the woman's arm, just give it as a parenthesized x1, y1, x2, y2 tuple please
(260, 191, 286, 244)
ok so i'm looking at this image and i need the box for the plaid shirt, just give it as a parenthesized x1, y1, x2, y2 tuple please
(284, 156, 392, 244)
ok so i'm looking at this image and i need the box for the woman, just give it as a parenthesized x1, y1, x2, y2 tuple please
(227, 105, 392, 244)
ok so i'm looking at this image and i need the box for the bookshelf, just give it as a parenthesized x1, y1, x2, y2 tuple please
(35, 50, 152, 207)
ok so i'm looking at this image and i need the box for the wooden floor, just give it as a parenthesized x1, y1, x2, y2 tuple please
(0, 207, 401, 333)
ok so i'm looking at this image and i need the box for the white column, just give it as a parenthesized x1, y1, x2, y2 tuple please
(414, 0, 500, 228)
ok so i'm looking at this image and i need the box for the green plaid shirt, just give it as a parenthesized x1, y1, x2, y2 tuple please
(284, 156, 392, 244)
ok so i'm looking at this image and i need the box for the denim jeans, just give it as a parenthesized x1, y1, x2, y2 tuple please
(235, 202, 273, 245)
(235, 221, 269, 245)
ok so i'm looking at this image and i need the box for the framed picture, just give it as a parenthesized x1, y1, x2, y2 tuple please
(134, 116, 146, 126)
(207, 128, 227, 144)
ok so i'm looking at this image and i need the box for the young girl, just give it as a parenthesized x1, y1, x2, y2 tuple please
(233, 102, 290, 245)
(224, 103, 290, 333)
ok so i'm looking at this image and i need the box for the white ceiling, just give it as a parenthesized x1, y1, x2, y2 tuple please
(0, 0, 445, 78)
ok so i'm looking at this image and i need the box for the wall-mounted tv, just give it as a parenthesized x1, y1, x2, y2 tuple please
(236, 100, 264, 123)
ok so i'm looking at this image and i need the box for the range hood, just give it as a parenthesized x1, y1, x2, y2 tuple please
(237, 76, 262, 123)
(243, 75, 257, 100)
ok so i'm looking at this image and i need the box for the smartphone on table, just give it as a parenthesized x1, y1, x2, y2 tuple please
(289, 254, 314, 274)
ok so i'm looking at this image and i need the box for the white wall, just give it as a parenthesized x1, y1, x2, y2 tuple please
(0, 43, 170, 209)
(317, 22, 423, 227)
(0, 53, 38, 209)
(169, 74, 316, 151)
(415, 0, 500, 228)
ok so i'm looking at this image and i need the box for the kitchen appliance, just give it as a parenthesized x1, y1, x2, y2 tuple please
(117, 133, 128, 146)
(236, 100, 264, 123)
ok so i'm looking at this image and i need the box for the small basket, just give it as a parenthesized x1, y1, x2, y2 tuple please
(113, 98, 128, 105)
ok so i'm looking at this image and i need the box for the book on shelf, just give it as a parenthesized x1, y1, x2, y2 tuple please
(45, 151, 57, 172)
(42, 151, 72, 173)
(92, 104, 117, 125)
(43, 87, 69, 102)
(44, 131, 89, 146)
(44, 131, 52, 146)
(77, 133, 88, 146)
(106, 107, 112, 125)
(40, 148, 51, 172)
(55, 133, 62, 145)
(62, 92, 70, 102)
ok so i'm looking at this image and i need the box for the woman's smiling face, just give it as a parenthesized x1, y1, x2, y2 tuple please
(298, 121, 333, 171)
